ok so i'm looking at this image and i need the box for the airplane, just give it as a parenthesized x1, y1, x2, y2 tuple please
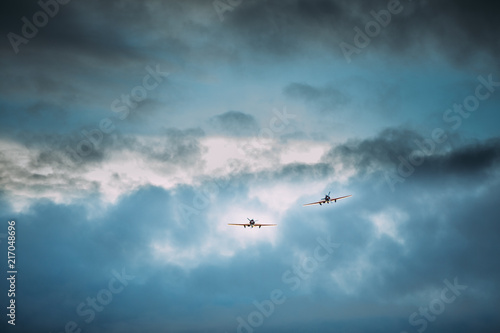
(303, 192, 352, 206)
(228, 218, 277, 229)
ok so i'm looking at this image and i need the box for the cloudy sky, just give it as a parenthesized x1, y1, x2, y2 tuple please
(1, 0, 500, 332)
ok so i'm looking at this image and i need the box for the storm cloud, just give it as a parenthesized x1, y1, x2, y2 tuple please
(1, 1, 499, 332)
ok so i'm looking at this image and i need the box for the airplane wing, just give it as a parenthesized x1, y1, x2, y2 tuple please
(303, 200, 327, 206)
(331, 194, 352, 201)
(227, 223, 276, 227)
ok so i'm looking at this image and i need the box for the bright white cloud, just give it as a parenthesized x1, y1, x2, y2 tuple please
(1, 135, 356, 212)
(366, 208, 409, 244)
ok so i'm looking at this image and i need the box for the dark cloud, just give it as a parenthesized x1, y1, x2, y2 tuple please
(2, 130, 500, 332)
(390, 0, 500, 67)
(1, 1, 500, 332)
(254, 0, 499, 66)
(1, 0, 153, 59)
(323, 127, 429, 173)
(323, 128, 500, 180)
(426, 137, 500, 175)
(0, 126, 207, 207)
(208, 110, 259, 137)
(2, 0, 498, 67)
(284, 82, 350, 112)
(137, 127, 205, 167)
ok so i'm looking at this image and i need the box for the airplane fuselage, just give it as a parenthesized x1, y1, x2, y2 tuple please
(244, 219, 255, 228)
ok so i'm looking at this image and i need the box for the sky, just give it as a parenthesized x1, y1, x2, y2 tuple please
(1, 0, 500, 332)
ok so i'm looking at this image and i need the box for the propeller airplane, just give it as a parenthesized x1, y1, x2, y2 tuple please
(303, 192, 352, 206)
(228, 218, 277, 228)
